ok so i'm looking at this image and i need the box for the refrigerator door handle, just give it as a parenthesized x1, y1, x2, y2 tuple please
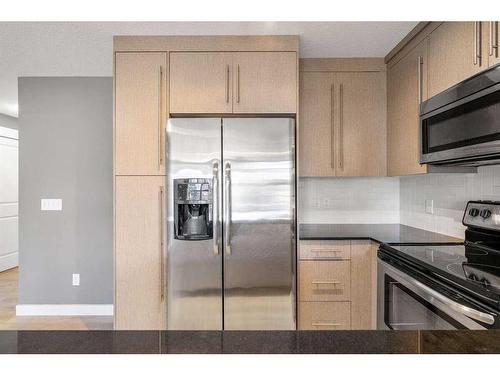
(212, 161, 220, 256)
(224, 161, 232, 255)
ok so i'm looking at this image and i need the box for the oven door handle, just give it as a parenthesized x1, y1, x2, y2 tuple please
(407, 275, 495, 325)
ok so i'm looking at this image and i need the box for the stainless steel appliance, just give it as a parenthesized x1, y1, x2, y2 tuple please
(378, 201, 500, 330)
(420, 64, 500, 166)
(166, 117, 296, 330)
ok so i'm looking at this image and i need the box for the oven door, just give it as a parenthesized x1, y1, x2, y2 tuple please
(377, 259, 495, 330)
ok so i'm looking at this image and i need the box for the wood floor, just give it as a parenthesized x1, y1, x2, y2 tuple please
(0, 267, 113, 330)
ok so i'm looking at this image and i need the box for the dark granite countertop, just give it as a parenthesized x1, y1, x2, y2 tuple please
(299, 224, 462, 244)
(1, 330, 500, 354)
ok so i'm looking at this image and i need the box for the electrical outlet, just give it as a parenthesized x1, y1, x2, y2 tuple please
(425, 199, 434, 214)
(322, 198, 330, 208)
(72, 273, 80, 286)
(313, 199, 321, 208)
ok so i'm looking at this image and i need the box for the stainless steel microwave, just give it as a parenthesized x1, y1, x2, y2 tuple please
(420, 64, 500, 166)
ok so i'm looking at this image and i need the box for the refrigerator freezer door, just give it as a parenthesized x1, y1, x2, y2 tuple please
(166, 118, 223, 330)
(222, 118, 296, 330)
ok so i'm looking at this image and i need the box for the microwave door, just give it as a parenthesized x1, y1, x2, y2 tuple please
(222, 118, 296, 330)
(166, 118, 223, 330)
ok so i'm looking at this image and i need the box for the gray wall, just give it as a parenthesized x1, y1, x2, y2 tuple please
(18, 77, 112, 304)
(0, 113, 18, 130)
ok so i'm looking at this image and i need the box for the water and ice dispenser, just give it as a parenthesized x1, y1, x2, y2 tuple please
(174, 178, 213, 240)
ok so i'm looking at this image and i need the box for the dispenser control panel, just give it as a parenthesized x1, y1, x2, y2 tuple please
(176, 178, 212, 204)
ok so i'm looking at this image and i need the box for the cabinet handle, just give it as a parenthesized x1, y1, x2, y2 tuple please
(158, 65, 163, 169)
(312, 280, 341, 286)
(159, 186, 165, 301)
(474, 21, 482, 65)
(417, 56, 423, 104)
(225, 64, 230, 103)
(311, 322, 341, 327)
(310, 249, 342, 253)
(490, 21, 494, 56)
(474, 22, 478, 65)
(330, 84, 335, 169)
(491, 22, 499, 57)
(236, 64, 240, 104)
(339, 83, 344, 170)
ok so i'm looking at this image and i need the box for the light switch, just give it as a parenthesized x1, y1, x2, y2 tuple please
(72, 273, 80, 286)
(41, 199, 62, 211)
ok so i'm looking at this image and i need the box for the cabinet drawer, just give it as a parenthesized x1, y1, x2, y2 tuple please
(299, 302, 351, 330)
(299, 240, 350, 260)
(299, 260, 351, 302)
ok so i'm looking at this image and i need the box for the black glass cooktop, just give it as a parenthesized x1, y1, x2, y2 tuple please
(382, 243, 500, 306)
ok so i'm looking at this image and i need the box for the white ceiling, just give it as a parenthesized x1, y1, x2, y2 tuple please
(0, 21, 417, 117)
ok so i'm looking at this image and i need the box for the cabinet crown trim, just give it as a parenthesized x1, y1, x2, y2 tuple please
(114, 35, 299, 52)
(300, 58, 386, 72)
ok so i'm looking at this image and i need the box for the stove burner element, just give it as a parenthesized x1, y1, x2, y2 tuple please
(446, 262, 500, 292)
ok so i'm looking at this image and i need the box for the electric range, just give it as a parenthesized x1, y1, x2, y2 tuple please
(378, 201, 500, 330)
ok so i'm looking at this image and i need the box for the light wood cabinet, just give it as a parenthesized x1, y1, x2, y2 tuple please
(334, 73, 386, 177)
(232, 52, 297, 113)
(299, 240, 350, 260)
(299, 302, 351, 330)
(387, 39, 428, 176)
(299, 72, 335, 176)
(350, 241, 378, 330)
(169, 52, 297, 114)
(299, 260, 351, 302)
(115, 176, 166, 330)
(169, 52, 233, 114)
(115, 52, 167, 176)
(298, 240, 377, 330)
(428, 22, 488, 97)
(299, 62, 386, 177)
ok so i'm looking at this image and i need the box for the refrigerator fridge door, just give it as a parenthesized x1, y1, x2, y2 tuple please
(166, 118, 223, 330)
(222, 118, 296, 330)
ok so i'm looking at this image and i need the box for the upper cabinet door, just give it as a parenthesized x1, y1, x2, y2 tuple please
(232, 52, 297, 114)
(299, 72, 335, 177)
(428, 22, 487, 97)
(115, 52, 167, 175)
(169, 52, 233, 114)
(334, 72, 387, 177)
(387, 39, 428, 176)
(487, 21, 500, 67)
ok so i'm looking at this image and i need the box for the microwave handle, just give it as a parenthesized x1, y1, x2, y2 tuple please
(406, 274, 495, 325)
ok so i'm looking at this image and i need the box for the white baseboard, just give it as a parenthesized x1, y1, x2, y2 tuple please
(16, 304, 114, 316)
(0, 252, 18, 272)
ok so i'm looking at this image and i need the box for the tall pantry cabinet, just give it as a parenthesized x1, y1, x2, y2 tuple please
(114, 52, 168, 330)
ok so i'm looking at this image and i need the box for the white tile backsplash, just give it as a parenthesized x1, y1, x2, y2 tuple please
(300, 165, 500, 240)
(399, 165, 500, 239)
(299, 177, 400, 224)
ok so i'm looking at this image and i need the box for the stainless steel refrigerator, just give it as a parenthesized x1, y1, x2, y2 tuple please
(166, 118, 296, 330)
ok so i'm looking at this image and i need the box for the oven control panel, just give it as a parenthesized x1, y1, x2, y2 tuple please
(463, 201, 500, 230)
